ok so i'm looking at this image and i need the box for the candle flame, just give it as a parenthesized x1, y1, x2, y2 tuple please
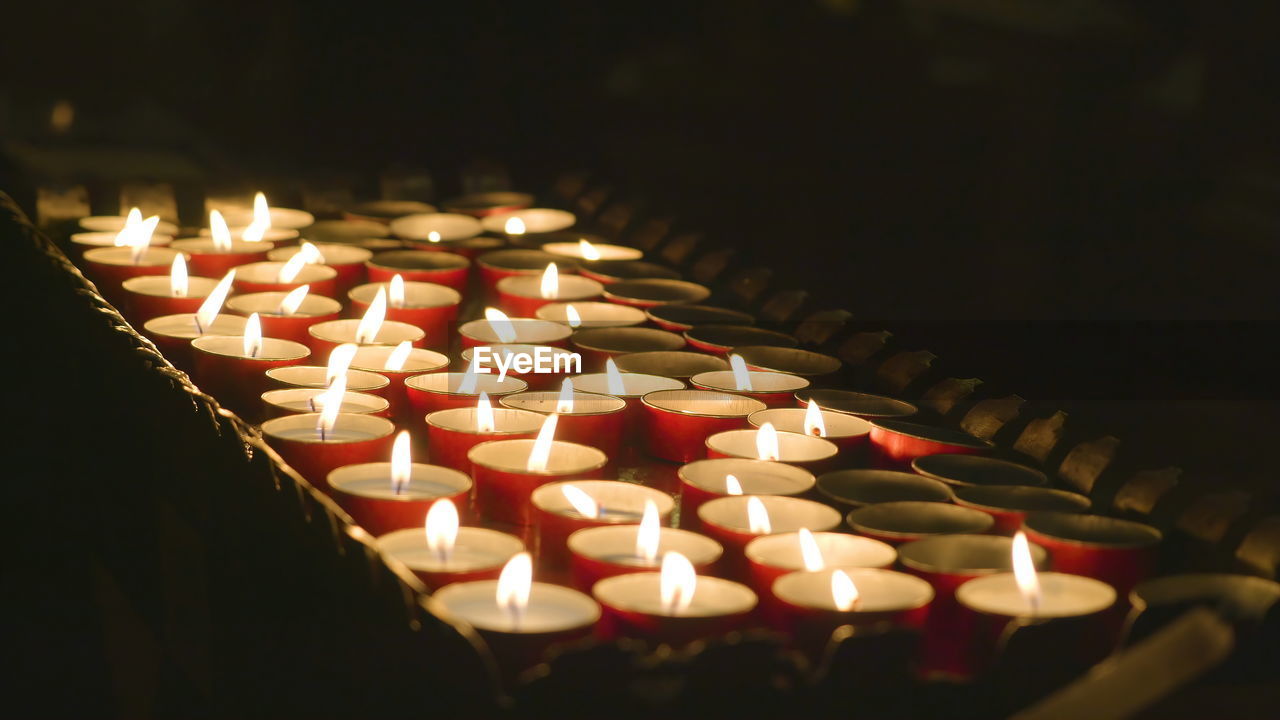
(605, 358, 626, 395)
(298, 241, 326, 264)
(326, 343, 358, 387)
(724, 474, 743, 495)
(747, 496, 772, 534)
(427, 230, 441, 243)
(660, 552, 696, 615)
(355, 288, 387, 344)
(119, 215, 160, 263)
(1012, 531, 1042, 613)
(484, 307, 517, 344)
(831, 570, 860, 612)
(729, 354, 754, 391)
(504, 216, 526, 236)
(476, 391, 495, 432)
(424, 499, 459, 564)
(803, 400, 827, 437)
(756, 422, 781, 461)
(526, 414, 558, 473)
(636, 500, 660, 564)
(279, 285, 309, 315)
(496, 552, 533, 629)
(170, 253, 189, 298)
(195, 270, 236, 332)
(241, 221, 266, 244)
(565, 304, 582, 328)
(242, 313, 263, 358)
(561, 485, 600, 519)
(125, 207, 142, 227)
(578, 238, 601, 261)
(389, 274, 406, 309)
(556, 379, 575, 413)
(798, 528, 825, 572)
(391, 430, 412, 494)
(278, 252, 309, 283)
(252, 192, 272, 228)
(315, 373, 347, 438)
(384, 341, 413, 371)
(540, 262, 559, 299)
(209, 210, 233, 253)
(457, 359, 480, 394)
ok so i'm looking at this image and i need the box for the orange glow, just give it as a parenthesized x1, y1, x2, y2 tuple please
(803, 400, 827, 437)
(242, 313, 263, 358)
(475, 391, 496, 432)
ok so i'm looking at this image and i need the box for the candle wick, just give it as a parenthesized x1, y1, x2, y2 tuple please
(308, 397, 316, 412)
(193, 317, 204, 335)
(319, 425, 327, 442)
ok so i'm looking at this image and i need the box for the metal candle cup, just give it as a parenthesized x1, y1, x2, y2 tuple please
(601, 279, 711, 308)
(169, 237, 273, 277)
(475, 250, 577, 299)
(691, 371, 809, 408)
(645, 304, 755, 333)
(734, 347, 842, 379)
(911, 454, 1049, 488)
(592, 572, 757, 647)
(794, 388, 918, 420)
(350, 345, 450, 422)
(327, 462, 473, 535)
(683, 325, 798, 355)
(614, 351, 728, 380)
(1022, 512, 1162, 600)
(190, 335, 310, 418)
(815, 469, 954, 509)
(366, 250, 470, 293)
(468, 439, 608, 528)
(268, 243, 372, 296)
(349, 281, 460, 349)
(576, 259, 680, 285)
(749, 408, 873, 457)
(377, 526, 524, 591)
(496, 274, 603, 318)
(121, 275, 219, 323)
(697, 496, 842, 579)
(458, 317, 573, 349)
(845, 501, 995, 546)
(225, 292, 343, 345)
(868, 420, 992, 469)
(705, 429, 840, 473)
(639, 389, 765, 463)
(536, 301, 648, 329)
(529, 480, 675, 577)
(389, 212, 484, 244)
(425, 406, 545, 474)
(261, 388, 389, 419)
(261, 413, 397, 488)
(141, 314, 247, 371)
(677, 458, 816, 532)
(404, 372, 528, 417)
(481, 208, 576, 235)
(232, 261, 338, 297)
(209, 202, 312, 230)
(499, 391, 628, 460)
(570, 327, 686, 372)
(744, 531, 898, 602)
(567, 525, 723, 593)
(306, 318, 425, 358)
(953, 486, 1091, 536)
(542, 241, 643, 263)
(770, 568, 934, 658)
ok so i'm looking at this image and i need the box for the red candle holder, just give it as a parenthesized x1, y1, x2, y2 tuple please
(141, 313, 247, 371)
(744, 531, 898, 602)
(690, 370, 809, 408)
(265, 364, 390, 396)
(570, 327, 686, 371)
(953, 486, 1091, 536)
(327, 462, 473, 535)
(225, 292, 343, 345)
(705, 428, 839, 473)
(121, 275, 219, 324)
(536, 301, 648, 329)
(592, 572, 757, 647)
(261, 388, 390, 419)
(468, 439, 608, 528)
(814, 469, 954, 509)
(233, 261, 338, 298)
(601, 279, 711, 309)
(567, 525, 722, 593)
(458, 317, 573, 349)
(440, 191, 534, 217)
(349, 345, 450, 422)
(499, 391, 628, 459)
(845, 501, 994, 546)
(747, 407, 872, 461)
(425, 405, 545, 473)
(569, 371, 684, 442)
(770, 568, 934, 659)
(868, 420, 992, 469)
(911, 454, 1049, 488)
(794, 388, 918, 420)
(190, 335, 311, 418)
(377, 526, 524, 591)
(496, 273, 603, 318)
(459, 345, 581, 391)
(169, 237, 273, 277)
(404, 372, 528, 418)
(261, 413, 397, 489)
(697, 496, 842, 580)
(82, 246, 184, 302)
(1021, 512, 1162, 600)
(366, 250, 470, 293)
(645, 304, 755, 333)
(614, 351, 728, 380)
(683, 325, 798, 355)
(639, 389, 764, 463)
(735, 346, 842, 379)
(542, 241, 644, 264)
(529, 480, 674, 578)
(475, 250, 577, 299)
(349, 280, 460, 349)
(306, 318, 425, 358)
(575, 259, 678, 284)
(676, 458, 816, 533)
(267, 243, 372, 297)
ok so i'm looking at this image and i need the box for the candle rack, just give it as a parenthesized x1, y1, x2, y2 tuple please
(6, 174, 1277, 718)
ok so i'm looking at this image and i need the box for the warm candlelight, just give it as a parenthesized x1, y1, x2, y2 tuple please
(697, 495, 842, 579)
(542, 237, 643, 262)
(424, 392, 545, 473)
(529, 480, 674, 578)
(171, 210, 274, 277)
(121, 253, 221, 323)
(496, 262, 604, 317)
(704, 424, 839, 472)
(376, 500, 525, 590)
(744, 530, 898, 602)
(747, 403, 873, 458)
(639, 388, 765, 462)
(141, 270, 246, 370)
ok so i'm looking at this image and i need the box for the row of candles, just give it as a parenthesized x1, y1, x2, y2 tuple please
(72, 196, 1167, 681)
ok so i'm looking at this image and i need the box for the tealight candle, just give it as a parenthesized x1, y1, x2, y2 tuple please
(69, 230, 173, 259)
(529, 481, 674, 577)
(190, 317, 311, 418)
(366, 250, 470, 293)
(82, 246, 184, 300)
(793, 388, 918, 420)
(536, 301, 648, 329)
(499, 385, 628, 459)
(570, 327, 686, 371)
(481, 208, 576, 236)
(210, 193, 313, 230)
(770, 568, 935, 657)
(170, 211, 273, 277)
(261, 385, 388, 418)
(592, 553, 757, 647)
(496, 264, 603, 318)
(744, 530, 898, 602)
(349, 278, 460, 349)
(845, 501, 995, 545)
(645, 304, 755, 333)
(571, 361, 685, 435)
(458, 310, 573, 349)
(475, 250, 576, 299)
(388, 212, 484, 245)
(440, 191, 533, 217)
(79, 212, 178, 236)
(705, 425, 839, 473)
(404, 371, 529, 417)
(377, 509, 524, 590)
(459, 344, 580, 391)
(683, 325, 798, 355)
(697, 495, 842, 579)
(953, 486, 1091, 536)
(1021, 512, 1161, 600)
(233, 260, 338, 298)
(734, 346, 842, 379)
(349, 343, 450, 422)
(614, 351, 728, 380)
(567, 523, 723, 592)
(601, 279, 711, 308)
(268, 242, 372, 296)
(748, 403, 873, 459)
(468, 416, 608, 528)
(576, 259, 680, 285)
(676, 458, 816, 532)
(814, 469, 954, 508)
(425, 395, 545, 473)
(868, 420, 992, 469)
(120, 255, 219, 323)
(691, 358, 810, 407)
(225, 288, 343, 345)
(639, 389, 765, 462)
(542, 238, 642, 262)
(433, 553, 600, 677)
(261, 412, 397, 487)
(142, 313, 248, 371)
(327, 432, 473, 535)
(307, 309, 426, 358)
(343, 200, 436, 225)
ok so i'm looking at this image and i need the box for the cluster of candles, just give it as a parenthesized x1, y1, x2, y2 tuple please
(72, 194, 1164, 681)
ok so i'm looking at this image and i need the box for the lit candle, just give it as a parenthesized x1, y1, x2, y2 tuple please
(571, 359, 684, 433)
(770, 567, 935, 658)
(348, 276, 460, 349)
(793, 388, 918, 420)
(458, 308, 573, 349)
(845, 501, 995, 546)
(499, 380, 628, 459)
(496, 262, 603, 317)
(567, 504, 723, 592)
(601, 278, 711, 308)
(475, 250, 577, 300)
(541, 237, 642, 262)
(366, 250, 470, 293)
(535, 301, 647, 329)
(232, 257, 339, 298)
(676, 457, 816, 532)
(569, 327, 686, 372)
(306, 288, 426, 357)
(748, 402, 873, 457)
(260, 410, 397, 487)
(529, 480, 674, 578)
(377, 499, 525, 590)
(705, 423, 840, 472)
(141, 270, 246, 370)
(424, 392, 545, 473)
(81, 216, 184, 300)
(225, 285, 343, 345)
(953, 486, 1091, 536)
(264, 343, 392, 399)
(639, 388, 765, 463)
(690, 354, 810, 407)
(121, 254, 220, 323)
(170, 210, 274, 277)
(208, 192, 312, 234)
(459, 343, 580, 391)
(481, 208, 576, 236)
(404, 368, 528, 417)
(190, 313, 311, 418)
(349, 343, 450, 423)
(696, 495, 842, 579)
(267, 242, 372, 297)
(744, 529, 898, 602)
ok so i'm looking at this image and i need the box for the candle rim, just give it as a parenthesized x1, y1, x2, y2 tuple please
(226, 292, 343, 318)
(845, 501, 995, 540)
(458, 317, 574, 344)
(794, 388, 917, 419)
(434, 579, 601, 633)
(209, 204, 313, 229)
(79, 214, 179, 235)
(953, 485, 1092, 514)
(542, 241, 645, 262)
(698, 495, 842, 536)
(377, 525, 523, 573)
(467, 438, 608, 475)
(499, 390, 627, 417)
(567, 525, 724, 567)
(170, 237, 276, 254)
(536, 301, 648, 327)
(350, 345, 450, 374)
(233, 261, 338, 283)
(349, 280, 461, 309)
(773, 567, 935, 614)
(815, 469, 955, 507)
(644, 303, 756, 331)
(592, 572, 757, 618)
(404, 371, 528, 396)
(1022, 511, 1162, 549)
(570, 372, 685, 398)
(615, 351, 728, 379)
(265, 365, 390, 392)
(191, 334, 311, 362)
(749, 407, 872, 439)
(267, 242, 372, 265)
(480, 207, 577, 235)
(308, 318, 425, 345)
(678, 458, 815, 496)
(261, 388, 389, 416)
(83, 246, 184, 267)
(868, 419, 992, 450)
(957, 571, 1116, 619)
(744, 531, 898, 571)
(910, 453, 1049, 487)
(261, 411, 396, 444)
(683, 324, 799, 352)
(531, 479, 675, 521)
(692, 370, 810, 395)
(706, 428, 839, 463)
(496, 273, 603, 300)
(897, 534, 1050, 576)
(425, 406, 546, 435)
(388, 211, 484, 241)
(122, 274, 219, 298)
(570, 326, 686, 354)
(732, 345, 842, 377)
(367, 249, 470, 274)
(641, 388, 766, 419)
(327, 461, 472, 501)
(72, 231, 175, 248)
(475, 248, 578, 273)
(601, 278, 711, 305)
(143, 313, 247, 339)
